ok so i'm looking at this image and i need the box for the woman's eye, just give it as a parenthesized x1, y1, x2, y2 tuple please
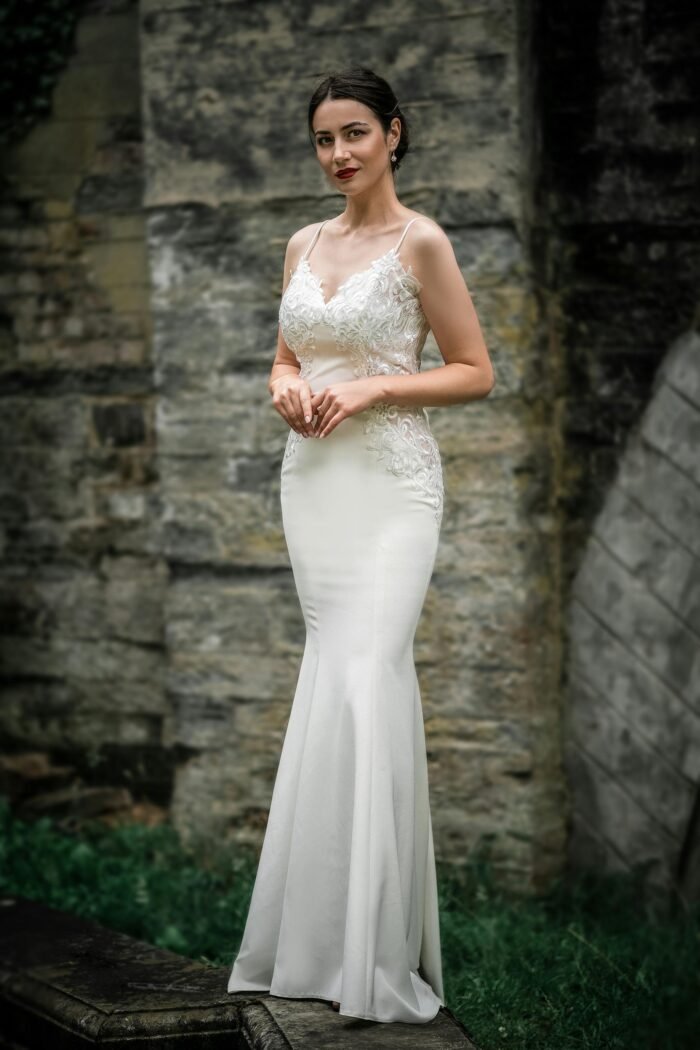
(317, 129, 363, 146)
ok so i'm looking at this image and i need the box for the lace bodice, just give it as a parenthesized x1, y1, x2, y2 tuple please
(278, 217, 444, 527)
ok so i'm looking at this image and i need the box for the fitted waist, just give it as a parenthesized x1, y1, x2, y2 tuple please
(302, 353, 418, 395)
(305, 356, 357, 394)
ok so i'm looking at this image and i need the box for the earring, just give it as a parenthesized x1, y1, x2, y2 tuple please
(391, 151, 397, 161)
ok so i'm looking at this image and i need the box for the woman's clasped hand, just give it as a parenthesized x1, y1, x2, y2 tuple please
(270, 373, 381, 439)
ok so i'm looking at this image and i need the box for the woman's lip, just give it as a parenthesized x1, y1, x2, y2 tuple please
(336, 169, 358, 179)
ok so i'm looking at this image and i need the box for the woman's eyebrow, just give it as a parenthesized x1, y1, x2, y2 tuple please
(314, 121, 371, 135)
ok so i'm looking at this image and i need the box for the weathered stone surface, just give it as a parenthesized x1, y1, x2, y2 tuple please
(134, 0, 564, 883)
(566, 672, 695, 840)
(640, 383, 700, 486)
(616, 440, 700, 560)
(0, 559, 165, 644)
(140, 2, 519, 211)
(0, 895, 246, 1048)
(540, 0, 700, 899)
(540, 0, 700, 582)
(572, 540, 698, 710)
(659, 329, 700, 407)
(0, 0, 166, 819)
(261, 993, 480, 1048)
(4, 0, 696, 902)
(0, 896, 478, 1048)
(564, 735, 686, 901)
(567, 602, 700, 784)
(564, 331, 700, 898)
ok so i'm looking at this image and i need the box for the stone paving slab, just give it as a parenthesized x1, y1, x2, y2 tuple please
(260, 993, 481, 1048)
(0, 896, 480, 1049)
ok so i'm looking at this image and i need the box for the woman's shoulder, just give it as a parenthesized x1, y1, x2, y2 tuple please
(402, 212, 450, 249)
(399, 213, 454, 278)
(284, 212, 448, 261)
(279, 221, 326, 278)
(286, 219, 327, 254)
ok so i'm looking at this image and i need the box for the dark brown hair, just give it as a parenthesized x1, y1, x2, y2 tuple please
(307, 67, 411, 175)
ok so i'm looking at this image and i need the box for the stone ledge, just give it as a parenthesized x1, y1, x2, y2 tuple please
(0, 896, 480, 1048)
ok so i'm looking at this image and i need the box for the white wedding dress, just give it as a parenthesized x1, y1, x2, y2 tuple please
(227, 216, 445, 1023)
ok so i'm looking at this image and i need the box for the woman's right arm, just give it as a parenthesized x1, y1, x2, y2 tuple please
(269, 230, 317, 437)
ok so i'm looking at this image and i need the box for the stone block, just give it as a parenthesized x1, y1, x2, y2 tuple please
(53, 61, 140, 120)
(640, 382, 700, 485)
(84, 238, 149, 289)
(566, 599, 700, 781)
(593, 485, 700, 630)
(166, 574, 303, 657)
(418, 663, 532, 720)
(571, 537, 699, 711)
(565, 669, 695, 839)
(4, 118, 104, 177)
(657, 330, 700, 407)
(0, 396, 87, 449)
(0, 634, 161, 686)
(0, 896, 248, 1049)
(616, 440, 700, 557)
(167, 648, 302, 707)
(159, 485, 289, 567)
(563, 739, 680, 894)
(92, 400, 148, 447)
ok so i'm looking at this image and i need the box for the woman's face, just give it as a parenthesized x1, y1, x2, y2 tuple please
(311, 97, 399, 192)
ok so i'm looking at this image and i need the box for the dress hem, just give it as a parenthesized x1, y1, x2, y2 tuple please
(227, 983, 444, 1025)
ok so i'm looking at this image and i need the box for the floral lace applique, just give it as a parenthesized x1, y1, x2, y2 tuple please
(363, 403, 443, 527)
(278, 246, 443, 525)
(280, 359, 310, 475)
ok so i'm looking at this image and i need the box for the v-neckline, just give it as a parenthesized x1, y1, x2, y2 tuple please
(296, 247, 404, 308)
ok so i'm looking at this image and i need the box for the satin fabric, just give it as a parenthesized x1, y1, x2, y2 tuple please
(228, 217, 445, 1023)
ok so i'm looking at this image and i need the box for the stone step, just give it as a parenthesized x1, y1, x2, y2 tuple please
(0, 896, 480, 1048)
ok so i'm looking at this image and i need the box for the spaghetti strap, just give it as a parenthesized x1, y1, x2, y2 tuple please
(395, 216, 420, 253)
(302, 219, 329, 261)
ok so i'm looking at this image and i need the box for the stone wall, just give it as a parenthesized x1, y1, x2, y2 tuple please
(536, 0, 700, 583)
(565, 332, 700, 900)
(140, 0, 566, 889)
(3, 0, 695, 896)
(536, 0, 700, 893)
(0, 0, 170, 813)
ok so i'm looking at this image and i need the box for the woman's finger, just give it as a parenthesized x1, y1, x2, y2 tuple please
(293, 391, 314, 435)
(271, 379, 316, 437)
(318, 405, 343, 437)
(281, 385, 313, 436)
(272, 389, 305, 435)
(300, 388, 314, 426)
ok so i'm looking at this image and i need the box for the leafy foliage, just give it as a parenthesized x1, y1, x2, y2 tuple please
(0, 0, 90, 146)
(0, 797, 258, 963)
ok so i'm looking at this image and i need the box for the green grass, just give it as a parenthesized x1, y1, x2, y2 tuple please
(0, 797, 258, 964)
(1, 797, 697, 1049)
(438, 858, 699, 1049)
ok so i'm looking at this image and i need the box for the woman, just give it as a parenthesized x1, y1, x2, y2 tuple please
(228, 67, 494, 1024)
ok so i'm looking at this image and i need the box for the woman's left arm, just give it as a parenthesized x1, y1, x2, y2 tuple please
(372, 220, 495, 408)
(310, 222, 495, 437)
